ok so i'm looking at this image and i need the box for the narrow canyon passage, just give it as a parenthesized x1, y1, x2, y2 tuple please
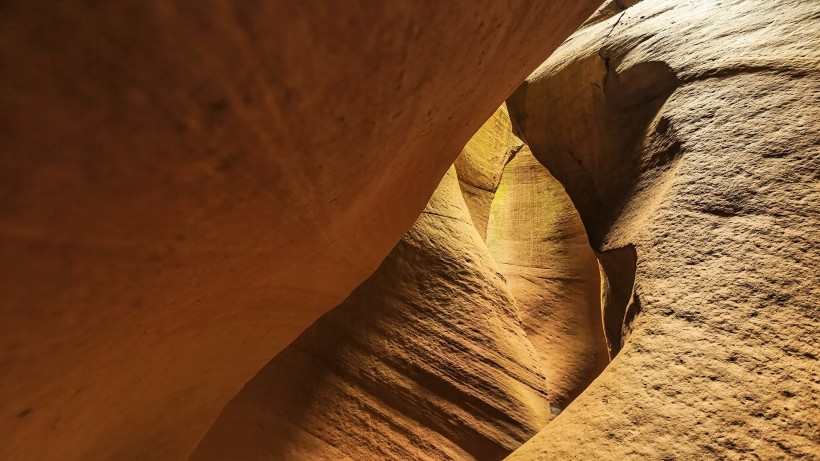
(197, 2, 820, 459)
(193, 108, 611, 460)
(1, 1, 818, 460)
(0, 3, 602, 460)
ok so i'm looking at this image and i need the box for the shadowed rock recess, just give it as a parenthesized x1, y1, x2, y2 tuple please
(1, 0, 818, 460)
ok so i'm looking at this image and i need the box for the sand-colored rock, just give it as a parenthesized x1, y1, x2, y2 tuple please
(0, 2, 602, 460)
(458, 103, 609, 407)
(455, 104, 524, 239)
(507, 0, 820, 459)
(455, 102, 610, 409)
(486, 146, 609, 408)
(193, 168, 550, 461)
(192, 109, 618, 458)
(3, 0, 817, 458)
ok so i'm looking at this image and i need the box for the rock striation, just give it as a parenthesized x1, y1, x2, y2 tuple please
(193, 168, 551, 461)
(0, 2, 600, 460)
(457, 106, 610, 407)
(193, 109, 610, 459)
(486, 146, 609, 408)
(2, 0, 818, 459)
(507, 0, 820, 459)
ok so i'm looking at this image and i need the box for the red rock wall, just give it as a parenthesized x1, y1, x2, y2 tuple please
(0, 2, 599, 460)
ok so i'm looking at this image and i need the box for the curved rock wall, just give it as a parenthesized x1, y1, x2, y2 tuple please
(2, 0, 817, 459)
(457, 103, 611, 408)
(0, 2, 600, 460)
(507, 0, 820, 459)
(193, 168, 551, 461)
(193, 107, 612, 459)
(486, 147, 609, 407)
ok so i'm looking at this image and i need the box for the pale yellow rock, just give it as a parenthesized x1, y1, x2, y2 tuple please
(486, 145, 608, 408)
(455, 104, 523, 239)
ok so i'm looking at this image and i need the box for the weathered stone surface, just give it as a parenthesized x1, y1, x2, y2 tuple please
(485, 144, 608, 408)
(3, 0, 817, 458)
(458, 103, 610, 409)
(193, 168, 550, 461)
(0, 2, 601, 460)
(507, 0, 820, 459)
(192, 105, 617, 458)
(455, 104, 524, 239)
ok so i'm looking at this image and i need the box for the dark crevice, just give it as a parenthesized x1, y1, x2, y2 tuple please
(603, 11, 626, 42)
(504, 143, 525, 166)
(421, 210, 474, 226)
(596, 245, 639, 358)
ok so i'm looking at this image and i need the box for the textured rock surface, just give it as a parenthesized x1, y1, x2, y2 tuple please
(193, 168, 551, 461)
(193, 104, 614, 458)
(456, 105, 608, 408)
(486, 146, 609, 407)
(3, 0, 818, 459)
(507, 0, 820, 459)
(455, 104, 524, 239)
(0, 2, 601, 460)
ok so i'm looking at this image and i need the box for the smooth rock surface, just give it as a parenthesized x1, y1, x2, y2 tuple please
(455, 104, 524, 239)
(193, 169, 551, 461)
(0, 2, 600, 460)
(486, 146, 609, 407)
(507, 0, 820, 459)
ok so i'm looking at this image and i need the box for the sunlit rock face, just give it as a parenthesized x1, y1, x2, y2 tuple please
(194, 109, 608, 460)
(455, 107, 609, 407)
(507, 0, 820, 459)
(0, 2, 601, 460)
(2, 0, 817, 459)
(193, 169, 552, 461)
(485, 147, 609, 408)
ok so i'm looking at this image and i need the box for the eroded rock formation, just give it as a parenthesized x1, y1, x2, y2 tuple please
(0, 2, 600, 460)
(456, 106, 610, 407)
(507, 0, 820, 459)
(193, 108, 610, 459)
(485, 147, 609, 408)
(2, 0, 818, 459)
(193, 168, 551, 461)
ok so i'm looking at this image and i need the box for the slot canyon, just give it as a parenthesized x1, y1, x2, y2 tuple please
(1, 1, 818, 460)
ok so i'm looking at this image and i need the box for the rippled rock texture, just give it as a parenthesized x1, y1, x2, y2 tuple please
(507, 0, 820, 459)
(2, 0, 818, 459)
(194, 168, 553, 461)
(195, 102, 605, 459)
(0, 2, 600, 460)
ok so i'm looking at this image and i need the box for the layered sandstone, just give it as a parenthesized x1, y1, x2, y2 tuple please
(192, 108, 609, 459)
(0, 2, 601, 460)
(193, 168, 551, 461)
(456, 106, 610, 407)
(2, 0, 818, 459)
(194, 106, 615, 458)
(485, 147, 609, 407)
(507, 0, 820, 459)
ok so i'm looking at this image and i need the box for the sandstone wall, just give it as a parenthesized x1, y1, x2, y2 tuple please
(193, 111, 610, 459)
(507, 0, 820, 458)
(193, 168, 551, 461)
(0, 2, 600, 460)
